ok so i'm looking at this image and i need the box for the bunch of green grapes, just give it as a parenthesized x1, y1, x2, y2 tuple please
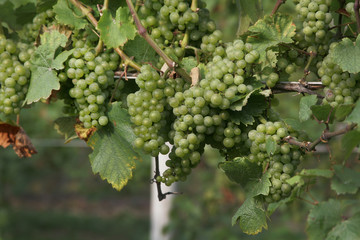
(18, 10, 56, 44)
(200, 29, 225, 57)
(245, 120, 306, 202)
(0, 36, 32, 115)
(318, 53, 360, 107)
(127, 64, 174, 156)
(61, 40, 122, 128)
(294, 0, 334, 55)
(138, 0, 216, 66)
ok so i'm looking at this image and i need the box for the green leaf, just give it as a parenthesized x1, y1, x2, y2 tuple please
(306, 199, 343, 240)
(54, 117, 78, 143)
(0, 1, 16, 30)
(123, 36, 157, 65)
(331, 165, 360, 195)
(326, 213, 360, 240)
(265, 137, 276, 156)
(180, 57, 198, 73)
(229, 94, 267, 125)
(299, 168, 334, 178)
(299, 95, 317, 122)
(341, 130, 360, 161)
(230, 81, 264, 110)
(330, 35, 360, 74)
(286, 175, 304, 186)
(219, 157, 262, 186)
(232, 198, 268, 235)
(335, 104, 354, 121)
(87, 102, 150, 191)
(97, 7, 136, 48)
(53, 0, 88, 29)
(25, 31, 73, 104)
(245, 172, 272, 198)
(346, 99, 360, 125)
(247, 13, 296, 63)
(284, 118, 303, 132)
(311, 104, 334, 123)
(237, 0, 263, 35)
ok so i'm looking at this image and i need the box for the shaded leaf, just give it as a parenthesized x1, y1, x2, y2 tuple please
(232, 198, 268, 235)
(341, 130, 360, 160)
(53, 0, 87, 29)
(229, 94, 267, 125)
(230, 81, 265, 110)
(299, 168, 334, 178)
(54, 117, 78, 143)
(299, 95, 317, 122)
(306, 199, 343, 240)
(219, 157, 262, 186)
(330, 35, 360, 74)
(331, 165, 360, 195)
(346, 99, 360, 126)
(247, 13, 296, 63)
(326, 213, 360, 240)
(97, 7, 136, 48)
(311, 104, 334, 123)
(284, 118, 303, 132)
(335, 104, 354, 121)
(87, 102, 150, 191)
(245, 172, 272, 198)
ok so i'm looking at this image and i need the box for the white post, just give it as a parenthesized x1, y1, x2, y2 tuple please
(150, 150, 176, 240)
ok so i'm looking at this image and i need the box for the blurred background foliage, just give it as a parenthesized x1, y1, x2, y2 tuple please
(0, 0, 357, 239)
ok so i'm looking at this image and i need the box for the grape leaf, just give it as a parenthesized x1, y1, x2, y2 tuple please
(245, 172, 271, 198)
(232, 198, 268, 235)
(53, 0, 88, 29)
(237, 0, 263, 35)
(299, 168, 334, 178)
(331, 165, 360, 195)
(306, 199, 343, 240)
(229, 94, 267, 125)
(247, 13, 296, 63)
(341, 130, 360, 161)
(265, 137, 276, 156)
(335, 104, 354, 121)
(54, 117, 78, 143)
(330, 35, 360, 74)
(219, 157, 262, 186)
(284, 118, 303, 132)
(87, 102, 150, 191)
(326, 213, 360, 240)
(346, 99, 360, 126)
(299, 95, 317, 122)
(124, 36, 157, 65)
(230, 81, 265, 110)
(311, 104, 334, 123)
(25, 31, 74, 104)
(97, 7, 136, 48)
(0, 1, 17, 30)
(180, 57, 198, 73)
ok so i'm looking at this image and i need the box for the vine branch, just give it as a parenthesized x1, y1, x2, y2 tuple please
(284, 123, 357, 152)
(153, 156, 180, 201)
(125, 0, 192, 82)
(354, 0, 360, 34)
(271, 81, 324, 98)
(271, 0, 286, 16)
(69, 0, 141, 71)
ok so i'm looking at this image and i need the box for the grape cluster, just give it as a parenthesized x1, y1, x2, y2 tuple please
(127, 65, 173, 157)
(200, 29, 225, 56)
(345, 2, 359, 22)
(318, 52, 360, 107)
(0, 36, 32, 115)
(294, 0, 334, 55)
(62, 41, 122, 128)
(245, 120, 305, 202)
(19, 10, 56, 43)
(138, 0, 216, 66)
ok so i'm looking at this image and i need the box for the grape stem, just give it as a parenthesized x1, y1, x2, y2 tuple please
(68, 0, 141, 71)
(191, 0, 198, 12)
(125, 0, 192, 82)
(299, 51, 317, 86)
(271, 0, 286, 16)
(109, 67, 127, 103)
(284, 123, 357, 152)
(354, 0, 360, 34)
(335, 0, 345, 38)
(103, 0, 109, 11)
(153, 156, 181, 201)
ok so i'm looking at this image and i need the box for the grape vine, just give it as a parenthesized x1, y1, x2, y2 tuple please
(0, 0, 360, 237)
